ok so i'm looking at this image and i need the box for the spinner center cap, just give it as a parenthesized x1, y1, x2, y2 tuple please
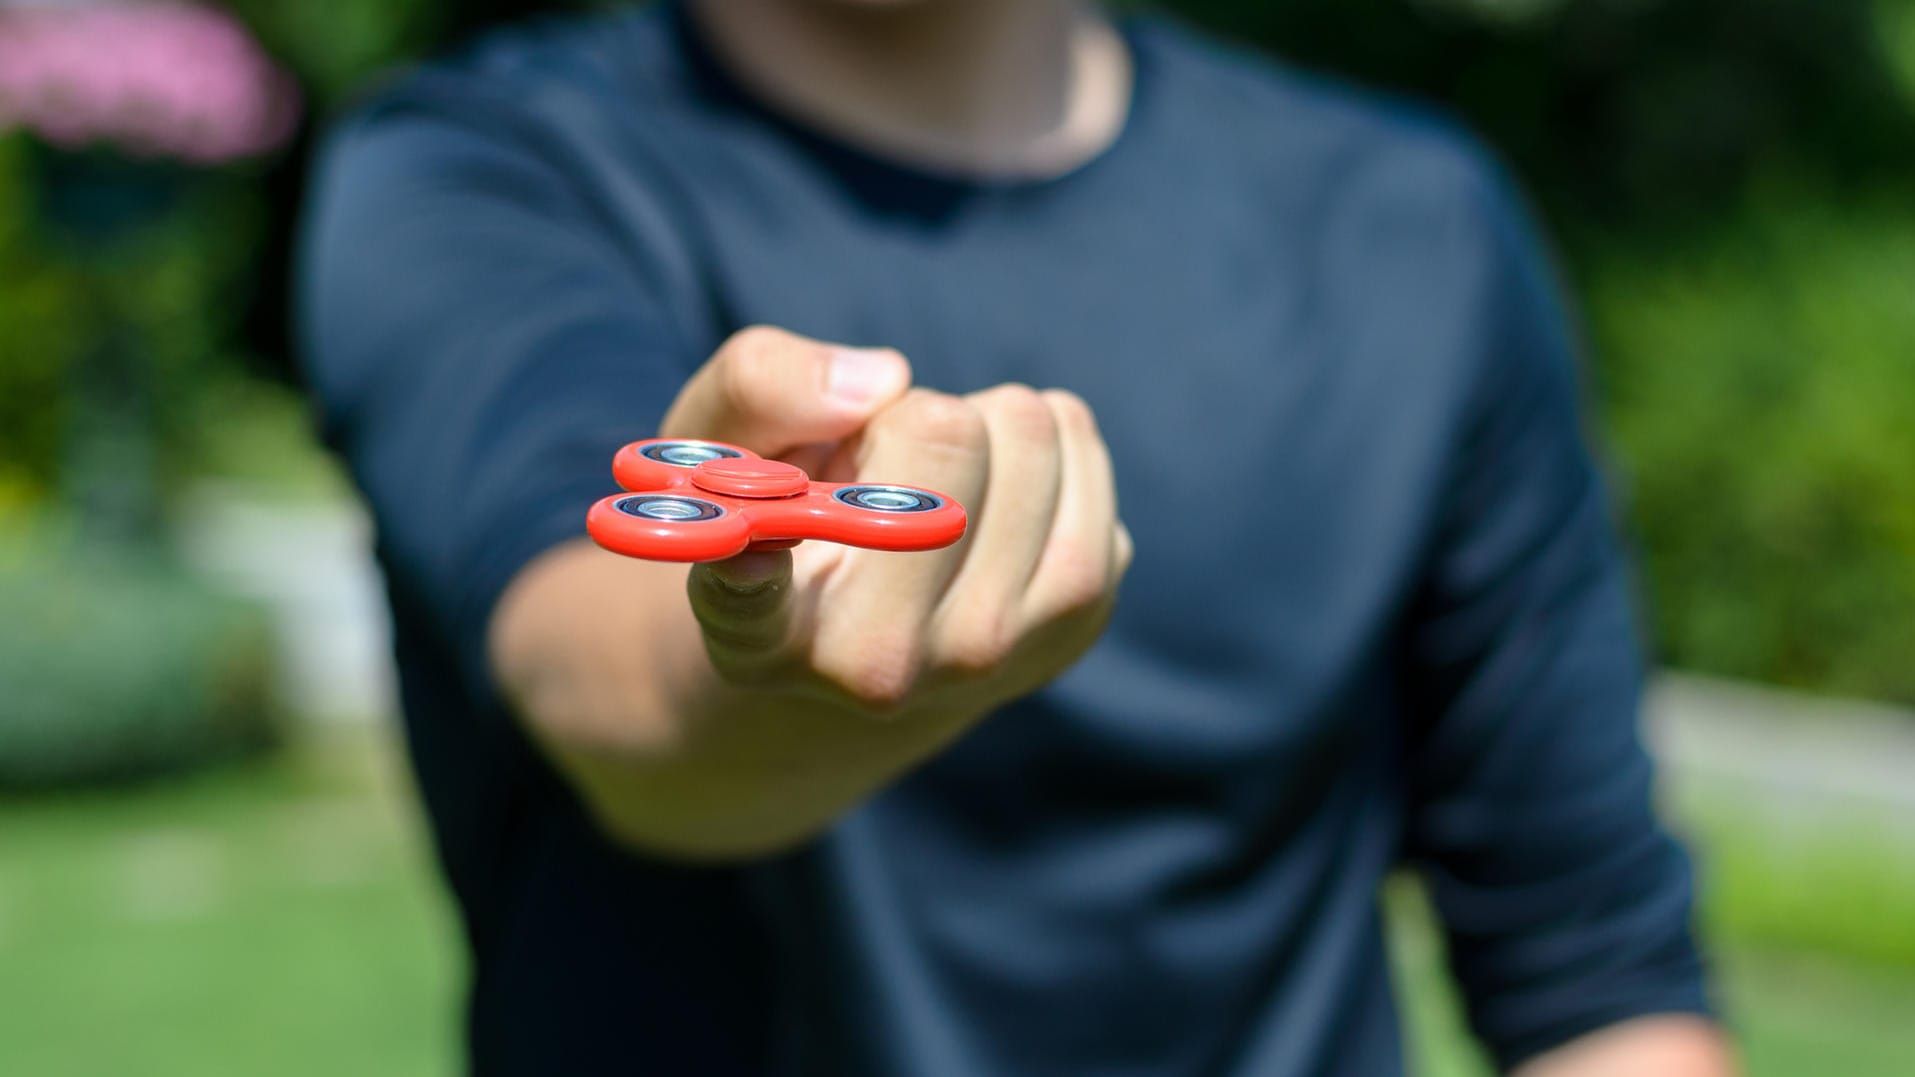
(692, 457, 809, 499)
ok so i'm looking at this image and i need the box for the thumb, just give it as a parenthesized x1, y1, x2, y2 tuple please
(686, 548, 795, 681)
(660, 326, 912, 457)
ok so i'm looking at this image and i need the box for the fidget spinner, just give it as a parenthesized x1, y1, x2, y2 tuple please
(585, 439, 968, 563)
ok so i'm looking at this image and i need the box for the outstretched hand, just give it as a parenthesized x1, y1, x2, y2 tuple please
(492, 324, 1130, 859)
(667, 328, 1133, 722)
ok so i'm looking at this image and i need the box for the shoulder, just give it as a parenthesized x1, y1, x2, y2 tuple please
(323, 6, 689, 166)
(1132, 21, 1574, 419)
(1131, 16, 1521, 243)
(304, 4, 711, 261)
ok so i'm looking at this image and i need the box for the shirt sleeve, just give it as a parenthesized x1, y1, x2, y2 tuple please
(1397, 150, 1714, 1069)
(295, 77, 703, 697)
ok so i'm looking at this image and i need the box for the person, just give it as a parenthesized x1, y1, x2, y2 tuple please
(296, 1, 1734, 1073)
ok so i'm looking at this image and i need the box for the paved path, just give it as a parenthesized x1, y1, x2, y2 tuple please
(1647, 673, 1915, 834)
(176, 486, 395, 724)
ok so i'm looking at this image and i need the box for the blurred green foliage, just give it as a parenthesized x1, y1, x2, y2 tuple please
(0, 0, 1909, 703)
(1170, 5, 1915, 703)
(1168, 0, 1915, 221)
(0, 545, 280, 786)
(0, 140, 262, 509)
(1588, 189, 1915, 702)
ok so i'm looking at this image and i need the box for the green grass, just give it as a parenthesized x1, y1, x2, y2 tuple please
(5, 730, 1915, 1075)
(1388, 878, 1915, 1076)
(0, 732, 460, 1076)
(1678, 789, 1915, 970)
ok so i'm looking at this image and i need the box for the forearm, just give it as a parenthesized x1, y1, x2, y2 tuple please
(1514, 1015, 1734, 1077)
(487, 539, 968, 861)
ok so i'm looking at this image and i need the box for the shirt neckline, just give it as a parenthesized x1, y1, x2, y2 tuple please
(656, 0, 1155, 203)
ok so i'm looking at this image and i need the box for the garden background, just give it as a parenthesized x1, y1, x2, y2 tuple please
(2, 1, 1913, 1073)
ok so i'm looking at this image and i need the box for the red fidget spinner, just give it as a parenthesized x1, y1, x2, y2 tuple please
(586, 439, 968, 563)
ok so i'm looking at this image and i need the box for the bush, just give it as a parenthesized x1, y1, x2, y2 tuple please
(1584, 186, 1915, 704)
(1165, 0, 1915, 222)
(0, 546, 281, 787)
(0, 137, 266, 505)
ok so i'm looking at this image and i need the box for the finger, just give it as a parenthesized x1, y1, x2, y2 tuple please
(808, 389, 991, 703)
(931, 384, 1064, 663)
(1113, 519, 1136, 579)
(687, 549, 795, 680)
(1021, 390, 1121, 626)
(661, 326, 911, 457)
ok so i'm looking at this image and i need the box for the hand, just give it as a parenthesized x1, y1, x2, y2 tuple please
(490, 325, 1131, 859)
(685, 378, 1134, 724)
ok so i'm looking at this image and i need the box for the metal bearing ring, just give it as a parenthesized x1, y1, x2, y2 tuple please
(615, 495, 726, 522)
(833, 485, 943, 513)
(640, 441, 745, 468)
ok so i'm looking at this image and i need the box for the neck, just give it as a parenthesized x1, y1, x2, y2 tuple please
(686, 0, 1131, 179)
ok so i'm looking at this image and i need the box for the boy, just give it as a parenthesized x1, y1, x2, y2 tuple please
(299, 1, 1730, 1072)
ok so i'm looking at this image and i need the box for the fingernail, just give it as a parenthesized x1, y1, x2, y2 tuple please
(828, 347, 904, 408)
(709, 551, 786, 594)
(711, 570, 774, 596)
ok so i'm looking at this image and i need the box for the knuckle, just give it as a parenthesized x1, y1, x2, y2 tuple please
(693, 626, 788, 680)
(885, 389, 988, 453)
(715, 326, 796, 414)
(719, 324, 791, 361)
(686, 564, 793, 667)
(814, 637, 921, 713)
(692, 602, 779, 654)
(1041, 547, 1111, 617)
(977, 383, 1057, 443)
(938, 610, 1014, 678)
(1040, 388, 1097, 432)
(705, 648, 786, 689)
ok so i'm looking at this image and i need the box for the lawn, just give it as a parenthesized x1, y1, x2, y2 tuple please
(0, 732, 458, 1076)
(3, 728, 1914, 1075)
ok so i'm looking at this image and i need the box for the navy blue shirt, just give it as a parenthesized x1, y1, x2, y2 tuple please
(298, 4, 1710, 1074)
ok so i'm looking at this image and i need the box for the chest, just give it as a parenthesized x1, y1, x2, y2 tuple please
(677, 163, 1458, 784)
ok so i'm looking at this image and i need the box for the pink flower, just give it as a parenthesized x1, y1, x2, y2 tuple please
(0, 1, 301, 163)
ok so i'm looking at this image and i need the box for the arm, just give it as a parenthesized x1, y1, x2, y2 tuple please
(1516, 1015, 1732, 1077)
(1396, 151, 1733, 1074)
(301, 98, 1131, 863)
